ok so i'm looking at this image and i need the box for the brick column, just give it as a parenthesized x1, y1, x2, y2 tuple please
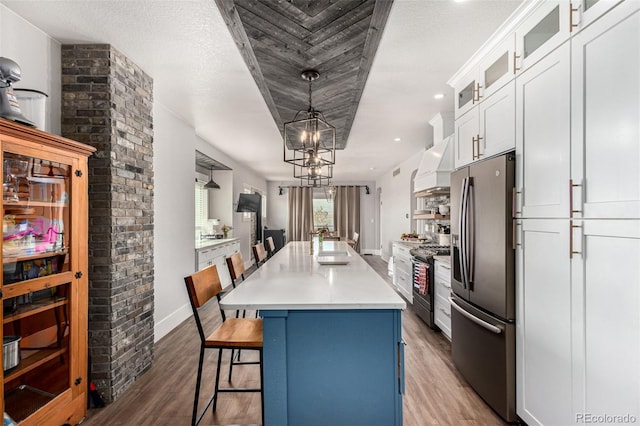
(61, 44, 154, 403)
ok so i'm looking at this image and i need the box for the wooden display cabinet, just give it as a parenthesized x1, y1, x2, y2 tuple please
(0, 119, 94, 425)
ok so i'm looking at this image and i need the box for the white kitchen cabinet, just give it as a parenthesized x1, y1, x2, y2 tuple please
(570, 219, 640, 421)
(478, 34, 517, 100)
(516, 219, 573, 426)
(454, 35, 516, 120)
(516, 41, 571, 219)
(454, 73, 515, 169)
(195, 239, 240, 289)
(517, 218, 640, 426)
(455, 83, 516, 169)
(454, 107, 478, 169)
(570, 0, 640, 220)
(572, 0, 624, 31)
(515, 1, 570, 74)
(479, 81, 516, 160)
(453, 70, 478, 120)
(392, 242, 413, 302)
(433, 260, 452, 340)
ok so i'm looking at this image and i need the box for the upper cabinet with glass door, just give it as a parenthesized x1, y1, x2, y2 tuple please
(514, 0, 624, 75)
(514, 1, 571, 74)
(572, 0, 624, 32)
(453, 34, 516, 119)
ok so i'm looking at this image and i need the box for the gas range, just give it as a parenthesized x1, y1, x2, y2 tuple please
(409, 244, 451, 262)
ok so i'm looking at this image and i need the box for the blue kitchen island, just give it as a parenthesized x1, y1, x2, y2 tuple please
(220, 241, 406, 426)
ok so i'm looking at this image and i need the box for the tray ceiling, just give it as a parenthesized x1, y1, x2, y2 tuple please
(215, 0, 394, 150)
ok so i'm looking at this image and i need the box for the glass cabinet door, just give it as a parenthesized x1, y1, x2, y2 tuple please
(2, 150, 73, 423)
(515, 1, 570, 73)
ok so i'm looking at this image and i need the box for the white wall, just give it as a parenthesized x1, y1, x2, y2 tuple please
(195, 136, 267, 267)
(153, 103, 196, 341)
(208, 170, 233, 228)
(0, 5, 60, 134)
(376, 151, 423, 261)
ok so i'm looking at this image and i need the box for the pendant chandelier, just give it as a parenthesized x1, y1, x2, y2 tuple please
(283, 69, 336, 187)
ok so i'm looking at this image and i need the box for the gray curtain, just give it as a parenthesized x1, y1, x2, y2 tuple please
(287, 186, 314, 241)
(334, 185, 360, 241)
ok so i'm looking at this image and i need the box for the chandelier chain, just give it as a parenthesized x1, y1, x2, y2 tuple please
(308, 77, 313, 113)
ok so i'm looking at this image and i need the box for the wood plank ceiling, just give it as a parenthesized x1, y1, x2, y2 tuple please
(215, 0, 394, 149)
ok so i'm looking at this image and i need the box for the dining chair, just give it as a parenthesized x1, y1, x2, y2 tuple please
(348, 231, 360, 253)
(184, 264, 263, 426)
(252, 242, 267, 268)
(265, 236, 276, 258)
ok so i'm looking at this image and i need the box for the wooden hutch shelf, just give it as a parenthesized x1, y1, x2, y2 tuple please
(1, 118, 94, 426)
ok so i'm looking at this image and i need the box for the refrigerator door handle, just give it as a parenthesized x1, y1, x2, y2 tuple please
(467, 178, 474, 288)
(458, 177, 469, 288)
(449, 297, 502, 334)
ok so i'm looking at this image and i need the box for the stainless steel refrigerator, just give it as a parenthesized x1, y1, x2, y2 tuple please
(450, 152, 516, 422)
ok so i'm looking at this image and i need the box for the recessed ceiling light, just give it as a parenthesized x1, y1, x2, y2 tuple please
(370, 167, 376, 170)
(393, 137, 401, 142)
(434, 93, 445, 99)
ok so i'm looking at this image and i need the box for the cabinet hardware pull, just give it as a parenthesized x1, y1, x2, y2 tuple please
(569, 3, 579, 32)
(440, 308, 451, 318)
(569, 179, 583, 217)
(440, 264, 451, 270)
(473, 82, 483, 103)
(569, 220, 582, 259)
(476, 135, 483, 158)
(513, 52, 521, 73)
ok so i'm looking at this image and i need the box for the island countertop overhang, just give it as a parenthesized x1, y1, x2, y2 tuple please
(220, 241, 406, 311)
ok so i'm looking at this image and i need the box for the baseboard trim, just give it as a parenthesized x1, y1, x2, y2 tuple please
(154, 303, 192, 343)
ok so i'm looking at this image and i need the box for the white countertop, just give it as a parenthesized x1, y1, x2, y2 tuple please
(220, 241, 406, 310)
(195, 237, 238, 251)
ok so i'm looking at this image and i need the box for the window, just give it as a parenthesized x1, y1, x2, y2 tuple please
(313, 190, 334, 231)
(195, 182, 209, 236)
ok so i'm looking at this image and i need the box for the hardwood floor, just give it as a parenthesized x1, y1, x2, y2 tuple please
(83, 256, 506, 426)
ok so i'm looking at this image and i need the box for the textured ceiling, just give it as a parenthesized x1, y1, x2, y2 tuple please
(0, 0, 522, 182)
(216, 0, 394, 150)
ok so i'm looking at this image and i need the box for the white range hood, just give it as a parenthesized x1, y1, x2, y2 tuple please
(413, 134, 454, 193)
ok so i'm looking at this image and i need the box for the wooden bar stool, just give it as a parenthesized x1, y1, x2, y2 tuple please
(184, 264, 263, 426)
(226, 251, 247, 288)
(265, 236, 276, 258)
(252, 242, 267, 268)
(226, 251, 248, 319)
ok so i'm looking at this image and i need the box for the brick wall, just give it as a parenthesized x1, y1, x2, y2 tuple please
(61, 44, 154, 403)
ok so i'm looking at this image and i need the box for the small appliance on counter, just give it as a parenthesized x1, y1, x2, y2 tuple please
(0, 58, 34, 127)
